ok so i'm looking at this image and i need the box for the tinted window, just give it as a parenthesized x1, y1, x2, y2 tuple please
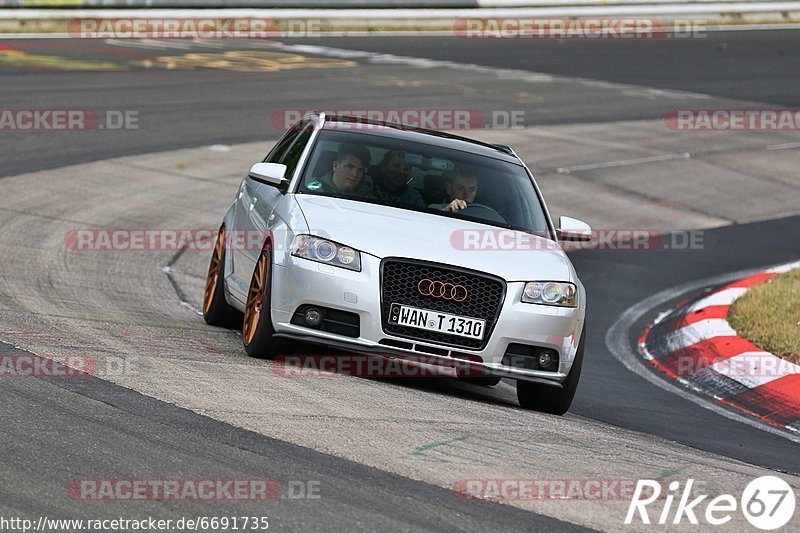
(279, 123, 314, 179)
(263, 120, 306, 163)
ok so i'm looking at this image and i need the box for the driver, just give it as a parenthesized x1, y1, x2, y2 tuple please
(429, 166, 479, 213)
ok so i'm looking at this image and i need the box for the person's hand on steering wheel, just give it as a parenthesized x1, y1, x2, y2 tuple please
(458, 203, 506, 224)
(443, 199, 468, 213)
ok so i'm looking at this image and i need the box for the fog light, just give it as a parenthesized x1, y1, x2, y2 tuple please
(304, 308, 323, 326)
(537, 350, 558, 371)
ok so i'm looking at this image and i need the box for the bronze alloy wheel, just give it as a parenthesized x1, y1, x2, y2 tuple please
(203, 226, 225, 314)
(244, 252, 269, 346)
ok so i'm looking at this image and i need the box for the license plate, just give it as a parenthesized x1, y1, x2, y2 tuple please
(389, 303, 486, 340)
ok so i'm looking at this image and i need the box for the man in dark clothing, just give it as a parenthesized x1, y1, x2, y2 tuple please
(372, 150, 425, 208)
(428, 166, 479, 213)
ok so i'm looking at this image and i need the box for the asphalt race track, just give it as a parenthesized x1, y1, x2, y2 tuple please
(0, 30, 799, 531)
(3, 29, 799, 177)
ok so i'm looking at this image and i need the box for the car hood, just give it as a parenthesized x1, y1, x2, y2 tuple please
(293, 195, 573, 282)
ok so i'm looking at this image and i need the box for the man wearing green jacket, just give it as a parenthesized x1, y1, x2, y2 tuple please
(310, 144, 373, 198)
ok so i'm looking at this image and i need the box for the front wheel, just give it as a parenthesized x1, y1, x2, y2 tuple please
(517, 325, 585, 415)
(242, 248, 291, 359)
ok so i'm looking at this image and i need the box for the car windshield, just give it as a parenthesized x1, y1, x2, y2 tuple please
(297, 128, 551, 236)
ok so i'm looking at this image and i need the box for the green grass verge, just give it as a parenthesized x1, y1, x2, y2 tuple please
(728, 269, 800, 365)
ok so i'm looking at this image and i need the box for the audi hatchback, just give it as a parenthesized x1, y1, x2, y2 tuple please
(203, 114, 590, 414)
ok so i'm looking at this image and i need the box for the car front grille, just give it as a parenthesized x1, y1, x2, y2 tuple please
(380, 258, 506, 350)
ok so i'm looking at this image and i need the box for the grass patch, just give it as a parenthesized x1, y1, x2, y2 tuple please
(728, 269, 800, 365)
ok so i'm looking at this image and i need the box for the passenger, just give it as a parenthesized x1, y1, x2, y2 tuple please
(312, 144, 373, 197)
(372, 150, 425, 208)
(429, 166, 479, 213)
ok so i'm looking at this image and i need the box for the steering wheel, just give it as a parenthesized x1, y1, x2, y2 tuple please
(459, 203, 506, 224)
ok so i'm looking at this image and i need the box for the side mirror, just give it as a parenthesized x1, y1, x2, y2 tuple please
(557, 216, 592, 242)
(249, 163, 288, 190)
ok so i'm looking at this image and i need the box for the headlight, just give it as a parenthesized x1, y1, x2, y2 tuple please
(521, 281, 576, 307)
(291, 235, 362, 272)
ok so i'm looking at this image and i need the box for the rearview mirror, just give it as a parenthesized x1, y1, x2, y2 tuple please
(557, 216, 592, 242)
(249, 163, 288, 189)
(403, 154, 451, 172)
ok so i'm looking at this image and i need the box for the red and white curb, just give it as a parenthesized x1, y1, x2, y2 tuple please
(640, 260, 800, 433)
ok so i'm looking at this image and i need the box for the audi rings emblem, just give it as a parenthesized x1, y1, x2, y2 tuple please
(417, 278, 468, 302)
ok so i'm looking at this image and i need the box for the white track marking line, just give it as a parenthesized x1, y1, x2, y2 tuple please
(555, 152, 690, 174)
(191, 38, 227, 48)
(768, 260, 800, 273)
(268, 41, 713, 101)
(766, 142, 800, 151)
(687, 287, 748, 310)
(138, 39, 195, 49)
(205, 144, 232, 152)
(104, 38, 193, 50)
(665, 319, 738, 352)
(104, 38, 166, 49)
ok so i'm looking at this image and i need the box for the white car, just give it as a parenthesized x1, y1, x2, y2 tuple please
(203, 114, 590, 414)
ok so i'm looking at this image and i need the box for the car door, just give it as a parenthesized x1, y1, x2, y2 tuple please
(230, 123, 304, 291)
(233, 120, 315, 288)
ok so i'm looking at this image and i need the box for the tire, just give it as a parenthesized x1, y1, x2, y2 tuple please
(516, 324, 585, 415)
(242, 247, 292, 359)
(203, 225, 240, 328)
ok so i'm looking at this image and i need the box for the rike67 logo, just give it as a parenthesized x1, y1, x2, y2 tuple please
(626, 476, 795, 530)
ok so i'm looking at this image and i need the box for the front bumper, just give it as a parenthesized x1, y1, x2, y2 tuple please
(269, 254, 585, 384)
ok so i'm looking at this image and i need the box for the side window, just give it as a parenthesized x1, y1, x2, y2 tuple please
(263, 120, 307, 163)
(278, 123, 314, 179)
